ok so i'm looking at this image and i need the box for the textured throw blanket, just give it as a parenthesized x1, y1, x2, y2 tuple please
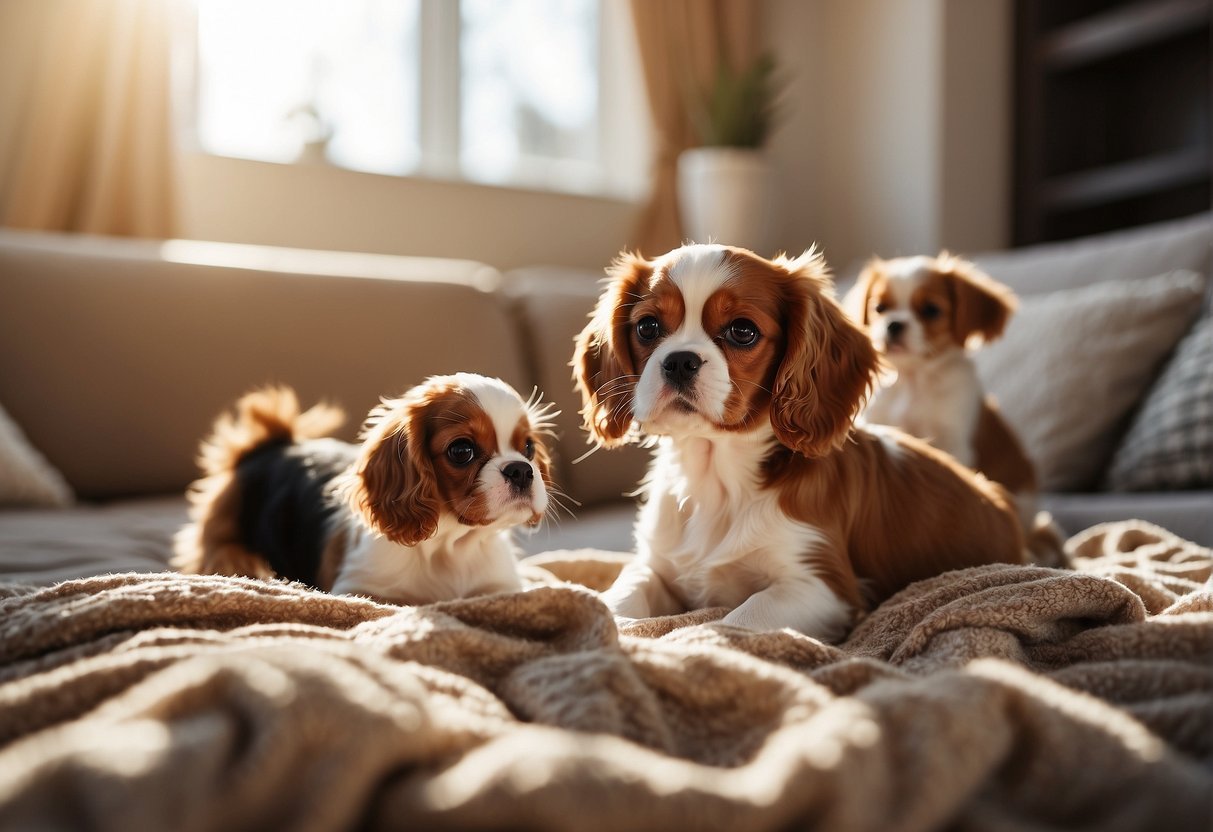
(0, 520, 1210, 831)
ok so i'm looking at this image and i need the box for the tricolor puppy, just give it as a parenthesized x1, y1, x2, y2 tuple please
(574, 244, 1024, 640)
(848, 254, 1038, 524)
(173, 374, 555, 604)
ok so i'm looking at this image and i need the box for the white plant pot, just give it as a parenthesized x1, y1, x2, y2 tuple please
(296, 139, 330, 165)
(676, 147, 773, 254)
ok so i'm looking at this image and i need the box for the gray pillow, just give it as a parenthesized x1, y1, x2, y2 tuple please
(974, 269, 1206, 492)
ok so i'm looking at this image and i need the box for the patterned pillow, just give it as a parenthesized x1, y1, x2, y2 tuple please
(1104, 314, 1213, 491)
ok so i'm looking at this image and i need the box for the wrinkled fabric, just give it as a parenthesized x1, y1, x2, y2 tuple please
(0, 520, 1209, 831)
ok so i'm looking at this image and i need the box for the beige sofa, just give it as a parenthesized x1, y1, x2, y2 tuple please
(0, 213, 1210, 587)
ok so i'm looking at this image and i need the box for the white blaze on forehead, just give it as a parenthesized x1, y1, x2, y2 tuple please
(453, 373, 549, 519)
(632, 245, 737, 426)
(884, 255, 934, 281)
(881, 256, 933, 310)
(451, 373, 525, 454)
(664, 245, 733, 338)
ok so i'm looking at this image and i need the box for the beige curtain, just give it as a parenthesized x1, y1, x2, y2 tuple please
(628, 0, 760, 255)
(0, 0, 179, 237)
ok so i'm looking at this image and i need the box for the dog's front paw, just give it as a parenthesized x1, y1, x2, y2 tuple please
(600, 591, 650, 620)
(720, 609, 763, 630)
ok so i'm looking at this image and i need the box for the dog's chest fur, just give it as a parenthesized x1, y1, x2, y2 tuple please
(331, 515, 522, 603)
(867, 352, 981, 450)
(637, 431, 825, 609)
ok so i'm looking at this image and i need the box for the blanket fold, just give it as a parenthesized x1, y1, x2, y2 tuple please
(0, 520, 1210, 831)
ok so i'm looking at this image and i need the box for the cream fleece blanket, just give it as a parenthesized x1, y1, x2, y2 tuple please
(0, 520, 1209, 831)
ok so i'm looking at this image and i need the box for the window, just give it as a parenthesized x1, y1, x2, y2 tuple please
(193, 0, 645, 197)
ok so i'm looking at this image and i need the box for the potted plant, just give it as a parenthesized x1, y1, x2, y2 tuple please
(678, 53, 784, 253)
(286, 101, 333, 166)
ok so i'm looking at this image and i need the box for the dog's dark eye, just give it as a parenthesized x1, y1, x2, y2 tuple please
(446, 439, 476, 467)
(523, 438, 535, 461)
(919, 302, 941, 321)
(725, 318, 759, 347)
(874, 302, 889, 314)
(636, 316, 662, 343)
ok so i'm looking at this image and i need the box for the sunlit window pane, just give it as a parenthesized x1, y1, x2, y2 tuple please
(460, 0, 599, 186)
(195, 0, 608, 191)
(196, 0, 420, 175)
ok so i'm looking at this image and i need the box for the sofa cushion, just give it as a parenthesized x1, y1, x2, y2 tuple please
(974, 269, 1206, 492)
(0, 401, 73, 507)
(0, 494, 633, 587)
(1040, 491, 1213, 548)
(0, 232, 527, 500)
(1104, 313, 1213, 492)
(972, 212, 1212, 298)
(504, 267, 652, 508)
(0, 496, 183, 585)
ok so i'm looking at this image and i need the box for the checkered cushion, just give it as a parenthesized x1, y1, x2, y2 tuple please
(1105, 314, 1213, 491)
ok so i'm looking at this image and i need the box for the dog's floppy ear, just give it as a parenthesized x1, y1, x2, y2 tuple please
(939, 253, 1017, 346)
(342, 393, 440, 546)
(572, 251, 651, 447)
(843, 257, 886, 326)
(771, 251, 879, 458)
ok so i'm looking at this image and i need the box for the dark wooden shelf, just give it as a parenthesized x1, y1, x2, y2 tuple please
(1015, 0, 1212, 245)
(1041, 0, 1210, 70)
(1041, 146, 1211, 210)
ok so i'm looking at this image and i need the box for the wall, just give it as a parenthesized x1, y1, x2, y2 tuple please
(938, 0, 1011, 257)
(765, 0, 1011, 275)
(177, 153, 641, 272)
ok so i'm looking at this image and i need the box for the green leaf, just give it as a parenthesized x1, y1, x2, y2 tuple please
(689, 52, 786, 149)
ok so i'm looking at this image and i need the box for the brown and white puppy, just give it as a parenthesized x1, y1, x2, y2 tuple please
(173, 374, 555, 604)
(847, 254, 1039, 523)
(574, 244, 1024, 641)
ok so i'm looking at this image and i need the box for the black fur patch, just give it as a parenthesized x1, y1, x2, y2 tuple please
(235, 437, 358, 587)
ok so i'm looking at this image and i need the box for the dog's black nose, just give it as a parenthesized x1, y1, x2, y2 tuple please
(662, 351, 702, 387)
(886, 321, 906, 340)
(502, 461, 534, 492)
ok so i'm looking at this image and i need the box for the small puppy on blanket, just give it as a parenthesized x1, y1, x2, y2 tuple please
(847, 253, 1065, 565)
(174, 374, 556, 604)
(574, 244, 1024, 640)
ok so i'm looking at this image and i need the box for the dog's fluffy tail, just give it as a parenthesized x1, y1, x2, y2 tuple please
(196, 386, 344, 477)
(173, 387, 344, 575)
